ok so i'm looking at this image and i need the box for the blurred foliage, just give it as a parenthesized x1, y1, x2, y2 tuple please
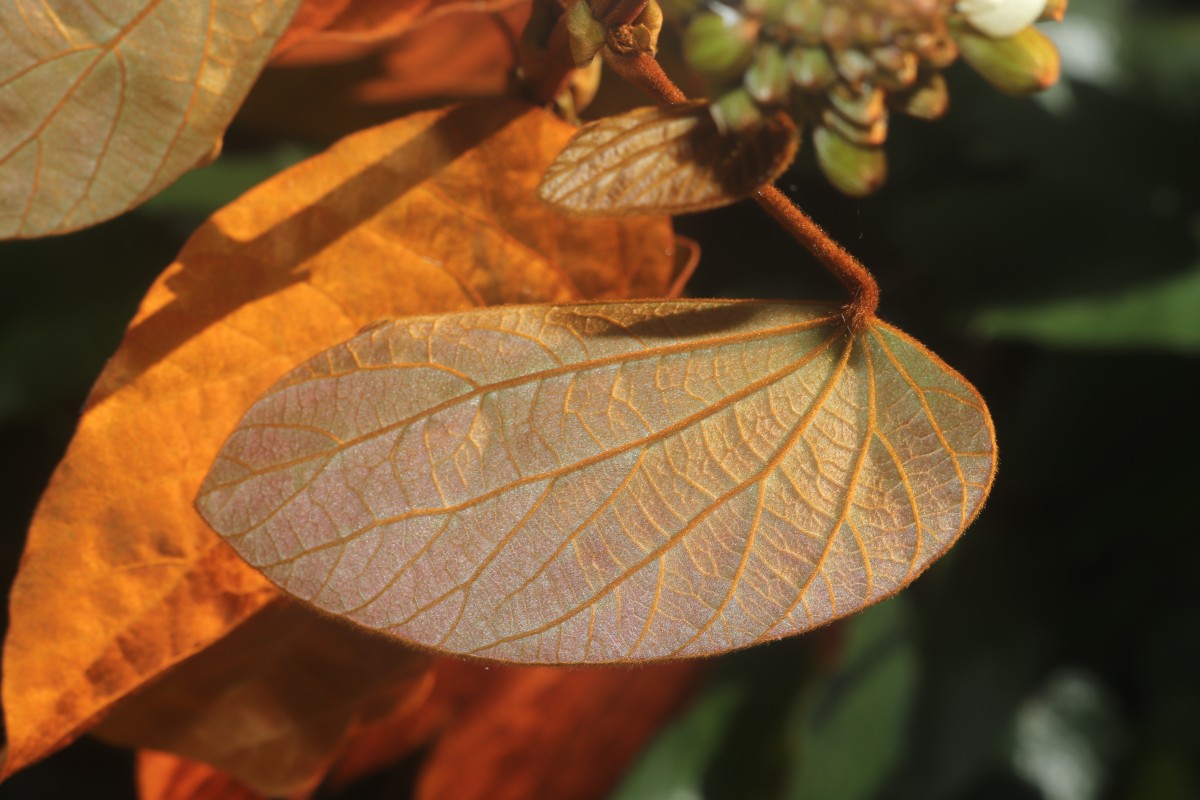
(1, 0, 1197, 797)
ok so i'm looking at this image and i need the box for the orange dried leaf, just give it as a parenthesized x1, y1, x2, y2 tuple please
(416, 663, 704, 800)
(0, 0, 302, 239)
(100, 602, 429, 797)
(1, 101, 677, 780)
(273, 0, 527, 64)
(138, 750, 262, 800)
(539, 104, 799, 216)
(239, 4, 529, 142)
(197, 301, 996, 664)
(324, 658, 504, 789)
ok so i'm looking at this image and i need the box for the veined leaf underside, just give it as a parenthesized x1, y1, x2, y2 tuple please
(197, 300, 995, 663)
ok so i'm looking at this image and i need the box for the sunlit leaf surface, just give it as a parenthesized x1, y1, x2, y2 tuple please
(0, 101, 677, 781)
(0, 0, 301, 238)
(199, 300, 996, 663)
(539, 104, 798, 215)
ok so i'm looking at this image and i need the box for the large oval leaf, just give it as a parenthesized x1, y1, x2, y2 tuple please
(0, 0, 300, 239)
(197, 301, 996, 663)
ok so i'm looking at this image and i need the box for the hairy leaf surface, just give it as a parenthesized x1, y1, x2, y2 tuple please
(0, 0, 301, 238)
(539, 105, 799, 215)
(198, 301, 996, 663)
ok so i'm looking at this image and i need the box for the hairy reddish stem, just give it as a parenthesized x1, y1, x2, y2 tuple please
(602, 50, 880, 329)
(603, 51, 686, 103)
(753, 185, 879, 331)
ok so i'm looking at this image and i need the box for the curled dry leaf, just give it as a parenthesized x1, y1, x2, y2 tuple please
(0, 0, 302, 239)
(538, 104, 799, 216)
(272, 0, 528, 65)
(197, 300, 996, 664)
(0, 101, 678, 781)
(138, 750, 262, 800)
(243, 0, 532, 143)
(96, 601, 429, 797)
(414, 662, 704, 800)
(236, 3, 528, 143)
(134, 657, 702, 800)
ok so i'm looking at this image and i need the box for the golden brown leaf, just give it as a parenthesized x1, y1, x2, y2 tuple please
(198, 300, 996, 663)
(100, 601, 428, 796)
(138, 750, 262, 800)
(324, 658, 493, 790)
(238, 5, 530, 142)
(415, 663, 703, 800)
(272, 0, 527, 65)
(538, 104, 799, 216)
(0, 101, 678, 780)
(0, 0, 302, 239)
(133, 657, 701, 800)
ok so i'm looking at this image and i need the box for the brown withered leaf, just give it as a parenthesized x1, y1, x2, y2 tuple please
(539, 104, 799, 216)
(272, 0, 357, 60)
(197, 300, 996, 663)
(0, 101, 679, 781)
(415, 662, 703, 800)
(324, 658, 495, 790)
(138, 750, 262, 800)
(0, 0, 302, 239)
(98, 601, 429, 796)
(237, 4, 529, 142)
(134, 656, 702, 800)
(272, 0, 528, 65)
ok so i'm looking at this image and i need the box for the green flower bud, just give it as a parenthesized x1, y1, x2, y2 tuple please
(745, 44, 791, 104)
(814, 125, 887, 196)
(684, 12, 758, 83)
(786, 45, 836, 90)
(711, 88, 764, 134)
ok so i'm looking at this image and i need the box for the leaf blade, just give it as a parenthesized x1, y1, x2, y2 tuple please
(0, 0, 302, 238)
(198, 301, 996, 663)
(538, 104, 799, 215)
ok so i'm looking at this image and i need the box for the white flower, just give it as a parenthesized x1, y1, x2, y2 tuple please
(958, 0, 1047, 38)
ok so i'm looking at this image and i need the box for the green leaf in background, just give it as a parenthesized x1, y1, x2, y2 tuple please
(973, 263, 1200, 353)
(784, 597, 918, 800)
(611, 679, 745, 800)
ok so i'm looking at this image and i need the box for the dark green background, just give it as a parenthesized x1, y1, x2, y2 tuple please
(2, 0, 1197, 797)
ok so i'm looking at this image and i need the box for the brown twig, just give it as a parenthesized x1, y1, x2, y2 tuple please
(601, 49, 880, 329)
(753, 185, 879, 331)
(602, 51, 686, 103)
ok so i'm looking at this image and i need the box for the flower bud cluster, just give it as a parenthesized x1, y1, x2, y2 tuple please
(672, 0, 1065, 194)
